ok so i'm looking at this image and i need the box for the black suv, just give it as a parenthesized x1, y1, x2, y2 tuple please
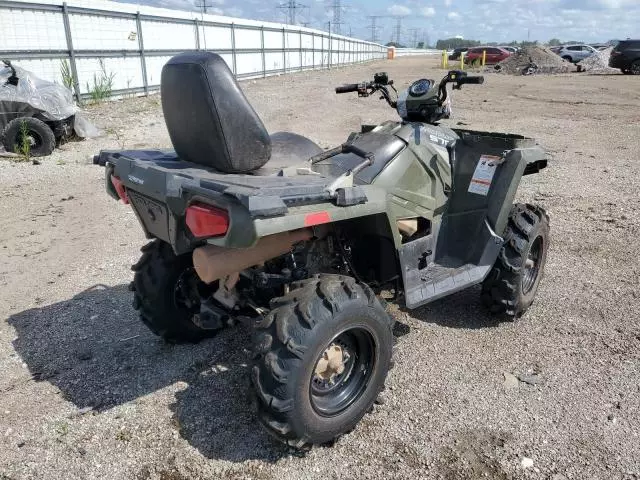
(609, 40, 640, 75)
(448, 47, 469, 61)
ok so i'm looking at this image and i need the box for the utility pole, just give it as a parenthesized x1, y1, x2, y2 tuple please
(366, 15, 383, 43)
(277, 0, 308, 25)
(194, 0, 214, 14)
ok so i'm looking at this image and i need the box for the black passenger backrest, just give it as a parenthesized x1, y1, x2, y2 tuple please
(161, 52, 271, 173)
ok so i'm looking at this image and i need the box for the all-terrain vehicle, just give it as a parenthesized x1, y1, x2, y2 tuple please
(1, 60, 75, 156)
(95, 52, 550, 448)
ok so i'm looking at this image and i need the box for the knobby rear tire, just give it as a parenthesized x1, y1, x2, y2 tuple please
(251, 274, 394, 448)
(130, 239, 220, 343)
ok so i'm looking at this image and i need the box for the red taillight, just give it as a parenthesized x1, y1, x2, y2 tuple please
(304, 211, 331, 227)
(110, 175, 129, 204)
(185, 203, 229, 238)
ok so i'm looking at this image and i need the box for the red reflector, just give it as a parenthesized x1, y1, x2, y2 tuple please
(185, 203, 229, 238)
(304, 211, 331, 227)
(110, 175, 129, 204)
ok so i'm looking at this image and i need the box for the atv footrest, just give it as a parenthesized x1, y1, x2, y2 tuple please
(399, 219, 503, 309)
(404, 261, 489, 308)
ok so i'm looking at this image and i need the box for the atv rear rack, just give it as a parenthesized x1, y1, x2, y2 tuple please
(95, 148, 371, 219)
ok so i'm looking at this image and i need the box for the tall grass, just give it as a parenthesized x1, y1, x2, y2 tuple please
(60, 59, 74, 90)
(86, 59, 116, 103)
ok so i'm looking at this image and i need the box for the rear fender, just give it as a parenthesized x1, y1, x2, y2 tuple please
(252, 185, 389, 239)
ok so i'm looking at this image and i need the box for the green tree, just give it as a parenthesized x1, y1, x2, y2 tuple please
(435, 37, 481, 50)
(547, 38, 562, 46)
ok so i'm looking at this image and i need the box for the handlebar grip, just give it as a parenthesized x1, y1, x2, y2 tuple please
(335, 83, 359, 94)
(461, 75, 484, 85)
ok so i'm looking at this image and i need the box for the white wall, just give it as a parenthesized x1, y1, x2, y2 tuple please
(0, 0, 387, 97)
(395, 48, 441, 57)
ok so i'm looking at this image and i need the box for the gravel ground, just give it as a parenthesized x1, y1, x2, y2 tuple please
(1, 56, 640, 480)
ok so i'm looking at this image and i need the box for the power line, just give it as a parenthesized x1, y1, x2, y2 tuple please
(277, 0, 308, 25)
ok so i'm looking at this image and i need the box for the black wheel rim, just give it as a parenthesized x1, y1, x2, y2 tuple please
(310, 327, 376, 417)
(522, 236, 543, 294)
(173, 267, 202, 314)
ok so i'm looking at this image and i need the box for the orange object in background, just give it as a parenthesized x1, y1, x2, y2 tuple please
(387, 47, 396, 59)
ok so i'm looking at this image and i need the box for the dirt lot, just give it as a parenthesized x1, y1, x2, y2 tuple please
(1, 56, 640, 480)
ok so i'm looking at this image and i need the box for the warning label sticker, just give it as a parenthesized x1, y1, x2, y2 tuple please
(468, 155, 504, 196)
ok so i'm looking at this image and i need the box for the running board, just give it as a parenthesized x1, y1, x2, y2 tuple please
(399, 220, 503, 309)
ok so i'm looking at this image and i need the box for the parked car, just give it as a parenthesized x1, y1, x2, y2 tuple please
(448, 47, 469, 61)
(465, 47, 511, 65)
(549, 46, 563, 54)
(557, 44, 598, 63)
(501, 46, 518, 54)
(609, 39, 640, 75)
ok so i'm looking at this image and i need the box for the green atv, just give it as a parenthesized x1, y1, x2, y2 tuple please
(96, 52, 550, 448)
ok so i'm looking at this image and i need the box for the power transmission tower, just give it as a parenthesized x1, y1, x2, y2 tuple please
(330, 0, 345, 35)
(408, 28, 419, 48)
(392, 16, 405, 46)
(366, 15, 384, 43)
(277, 0, 308, 25)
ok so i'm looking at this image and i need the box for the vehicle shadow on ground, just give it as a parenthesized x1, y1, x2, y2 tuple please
(7, 284, 288, 462)
(399, 285, 504, 329)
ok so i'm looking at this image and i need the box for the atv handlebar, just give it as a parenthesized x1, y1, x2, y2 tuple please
(458, 75, 484, 85)
(437, 71, 484, 105)
(335, 70, 484, 115)
(335, 83, 360, 94)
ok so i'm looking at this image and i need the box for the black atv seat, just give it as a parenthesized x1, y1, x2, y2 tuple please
(253, 132, 323, 176)
(312, 131, 406, 184)
(161, 52, 271, 173)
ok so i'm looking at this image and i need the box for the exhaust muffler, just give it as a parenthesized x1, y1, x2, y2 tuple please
(192, 228, 313, 284)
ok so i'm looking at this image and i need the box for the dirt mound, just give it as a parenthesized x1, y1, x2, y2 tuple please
(577, 47, 619, 74)
(494, 46, 574, 75)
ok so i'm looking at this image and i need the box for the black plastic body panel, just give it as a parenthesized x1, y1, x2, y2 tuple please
(127, 190, 170, 241)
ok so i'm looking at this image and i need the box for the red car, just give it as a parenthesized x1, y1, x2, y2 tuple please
(464, 47, 511, 65)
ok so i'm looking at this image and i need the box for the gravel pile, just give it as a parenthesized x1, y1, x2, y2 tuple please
(577, 47, 619, 73)
(495, 46, 574, 75)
